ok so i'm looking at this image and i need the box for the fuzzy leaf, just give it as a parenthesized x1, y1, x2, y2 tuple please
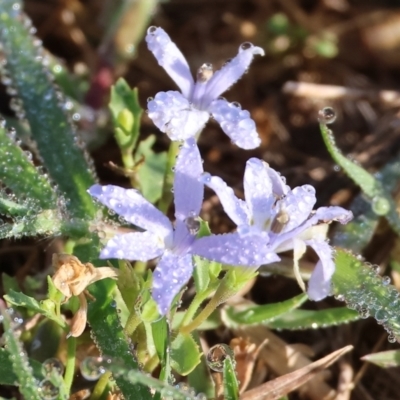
(320, 119, 400, 235)
(87, 279, 152, 400)
(0, 1, 97, 220)
(171, 333, 201, 376)
(0, 306, 43, 400)
(332, 248, 400, 341)
(0, 120, 56, 209)
(0, 348, 44, 386)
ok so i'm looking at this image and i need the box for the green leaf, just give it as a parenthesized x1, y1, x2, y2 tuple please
(110, 79, 142, 152)
(223, 356, 239, 400)
(319, 118, 400, 235)
(332, 248, 400, 341)
(4, 289, 66, 327)
(171, 333, 201, 376)
(0, 348, 44, 386)
(333, 158, 400, 252)
(361, 349, 400, 368)
(267, 307, 360, 330)
(0, 306, 43, 400)
(87, 279, 152, 400)
(224, 293, 307, 327)
(187, 332, 215, 398)
(0, 193, 32, 218)
(135, 135, 167, 203)
(0, 2, 97, 220)
(0, 120, 57, 209)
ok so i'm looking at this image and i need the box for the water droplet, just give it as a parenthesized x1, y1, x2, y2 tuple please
(43, 358, 64, 376)
(318, 107, 336, 124)
(147, 26, 158, 35)
(372, 196, 390, 216)
(206, 343, 234, 372)
(80, 356, 106, 381)
(38, 379, 59, 400)
(185, 216, 200, 235)
(388, 333, 397, 343)
(240, 42, 254, 51)
(382, 276, 391, 286)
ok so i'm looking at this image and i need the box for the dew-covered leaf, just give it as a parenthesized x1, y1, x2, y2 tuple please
(266, 307, 359, 330)
(0, 119, 56, 210)
(0, 306, 44, 400)
(0, 348, 44, 386)
(87, 279, 152, 400)
(332, 248, 400, 342)
(320, 117, 400, 235)
(0, 1, 97, 221)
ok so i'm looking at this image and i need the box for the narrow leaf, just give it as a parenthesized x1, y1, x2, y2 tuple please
(266, 307, 359, 330)
(0, 1, 97, 220)
(361, 349, 400, 368)
(223, 294, 307, 327)
(223, 356, 239, 400)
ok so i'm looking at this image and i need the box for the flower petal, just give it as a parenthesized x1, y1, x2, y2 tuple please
(306, 240, 335, 301)
(312, 206, 353, 225)
(148, 91, 209, 140)
(243, 159, 275, 227)
(202, 43, 265, 106)
(200, 173, 249, 227)
(88, 184, 172, 238)
(266, 166, 290, 197)
(146, 27, 194, 98)
(99, 231, 165, 261)
(191, 233, 279, 266)
(174, 138, 204, 220)
(209, 99, 261, 149)
(278, 185, 316, 233)
(152, 252, 194, 315)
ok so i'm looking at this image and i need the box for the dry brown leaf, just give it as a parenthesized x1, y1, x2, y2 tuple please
(229, 325, 341, 400)
(52, 253, 118, 337)
(240, 345, 353, 400)
(230, 337, 269, 393)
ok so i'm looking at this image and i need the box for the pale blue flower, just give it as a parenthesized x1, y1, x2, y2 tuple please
(146, 26, 264, 149)
(88, 141, 277, 315)
(201, 159, 353, 300)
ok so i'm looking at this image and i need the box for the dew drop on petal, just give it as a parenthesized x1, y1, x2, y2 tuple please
(147, 26, 157, 35)
(206, 343, 235, 372)
(318, 107, 336, 124)
(240, 42, 254, 51)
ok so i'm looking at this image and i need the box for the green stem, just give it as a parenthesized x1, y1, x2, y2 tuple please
(180, 281, 235, 335)
(90, 371, 112, 400)
(64, 336, 76, 394)
(158, 141, 180, 214)
(124, 308, 142, 337)
(179, 289, 214, 329)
